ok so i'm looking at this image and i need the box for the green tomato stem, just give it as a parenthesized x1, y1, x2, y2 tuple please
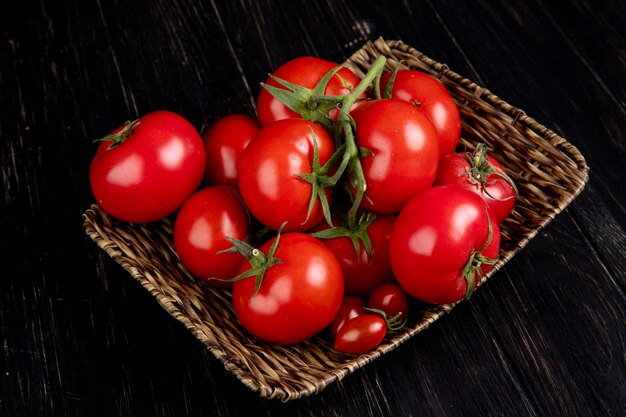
(94, 119, 140, 150)
(334, 56, 387, 229)
(308, 94, 350, 105)
(341, 56, 386, 109)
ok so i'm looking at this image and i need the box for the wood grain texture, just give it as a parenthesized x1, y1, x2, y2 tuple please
(1, 0, 624, 416)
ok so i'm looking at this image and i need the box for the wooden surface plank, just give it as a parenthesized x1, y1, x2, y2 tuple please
(1, 0, 624, 416)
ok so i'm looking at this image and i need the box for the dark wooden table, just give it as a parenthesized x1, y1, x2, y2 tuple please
(2, 0, 624, 415)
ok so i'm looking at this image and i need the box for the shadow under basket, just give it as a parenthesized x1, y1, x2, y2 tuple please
(83, 38, 589, 402)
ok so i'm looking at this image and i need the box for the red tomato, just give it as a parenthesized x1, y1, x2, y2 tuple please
(257, 56, 363, 126)
(368, 283, 410, 324)
(314, 215, 396, 297)
(334, 314, 387, 355)
(328, 295, 366, 336)
(380, 70, 461, 156)
(203, 114, 259, 186)
(434, 145, 516, 223)
(389, 186, 500, 304)
(173, 186, 249, 286)
(232, 233, 344, 345)
(89, 111, 205, 223)
(350, 99, 439, 214)
(237, 119, 335, 232)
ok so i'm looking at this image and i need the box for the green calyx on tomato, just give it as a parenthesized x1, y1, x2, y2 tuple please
(465, 143, 519, 201)
(310, 211, 377, 259)
(261, 65, 347, 129)
(461, 209, 498, 299)
(94, 119, 140, 150)
(294, 129, 346, 227)
(217, 223, 286, 300)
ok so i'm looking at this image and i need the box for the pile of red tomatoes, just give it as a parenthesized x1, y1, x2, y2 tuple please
(89, 55, 517, 354)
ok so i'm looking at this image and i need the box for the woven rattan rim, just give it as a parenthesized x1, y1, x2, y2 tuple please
(82, 38, 589, 402)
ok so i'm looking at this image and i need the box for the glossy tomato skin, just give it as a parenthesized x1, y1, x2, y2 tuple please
(89, 111, 205, 223)
(237, 119, 334, 232)
(315, 215, 396, 297)
(329, 296, 366, 336)
(368, 283, 410, 324)
(232, 233, 344, 345)
(203, 114, 259, 186)
(173, 186, 249, 286)
(334, 314, 387, 355)
(257, 56, 363, 126)
(380, 70, 461, 156)
(351, 99, 439, 214)
(434, 152, 515, 223)
(389, 186, 500, 304)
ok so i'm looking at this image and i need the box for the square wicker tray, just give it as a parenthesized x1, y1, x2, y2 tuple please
(83, 38, 589, 402)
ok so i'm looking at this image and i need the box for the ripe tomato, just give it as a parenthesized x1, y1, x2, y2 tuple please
(203, 114, 259, 186)
(380, 70, 461, 156)
(368, 283, 410, 324)
(257, 56, 363, 126)
(237, 119, 335, 232)
(389, 186, 501, 304)
(89, 111, 205, 223)
(334, 314, 387, 355)
(314, 214, 396, 297)
(434, 144, 516, 223)
(232, 233, 344, 345)
(328, 295, 366, 336)
(173, 186, 249, 286)
(350, 99, 439, 214)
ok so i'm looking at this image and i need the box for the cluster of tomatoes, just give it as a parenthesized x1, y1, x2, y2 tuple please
(89, 55, 517, 355)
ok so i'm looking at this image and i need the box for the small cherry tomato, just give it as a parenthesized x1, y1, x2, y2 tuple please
(380, 70, 461, 156)
(434, 144, 516, 223)
(89, 111, 205, 223)
(173, 186, 249, 286)
(203, 114, 259, 186)
(329, 296, 366, 336)
(368, 283, 410, 324)
(334, 314, 387, 355)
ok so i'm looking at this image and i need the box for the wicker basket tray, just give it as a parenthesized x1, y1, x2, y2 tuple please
(83, 38, 589, 402)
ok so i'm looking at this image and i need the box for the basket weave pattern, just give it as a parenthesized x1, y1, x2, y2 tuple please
(83, 38, 589, 402)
